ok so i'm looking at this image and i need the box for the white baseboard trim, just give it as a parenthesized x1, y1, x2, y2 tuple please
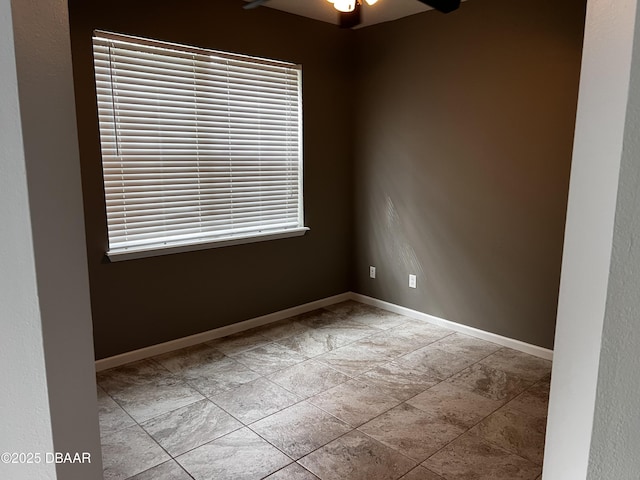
(95, 292, 351, 372)
(350, 293, 553, 361)
(96, 290, 553, 371)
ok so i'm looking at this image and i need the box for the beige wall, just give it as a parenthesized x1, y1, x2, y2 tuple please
(352, 0, 586, 348)
(69, 0, 355, 359)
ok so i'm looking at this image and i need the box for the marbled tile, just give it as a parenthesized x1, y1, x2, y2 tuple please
(357, 362, 440, 401)
(293, 308, 383, 343)
(423, 431, 541, 480)
(326, 301, 409, 330)
(264, 463, 320, 479)
(316, 343, 393, 376)
(400, 320, 454, 339)
(181, 356, 262, 397)
(276, 330, 346, 357)
(381, 323, 452, 352)
(141, 399, 242, 456)
(107, 375, 204, 423)
(250, 401, 352, 459)
(446, 363, 532, 402)
(472, 405, 547, 464)
(252, 318, 311, 341)
(309, 379, 401, 427)
(127, 460, 192, 480)
(152, 344, 226, 374)
(353, 331, 425, 358)
(207, 330, 273, 355)
(359, 403, 465, 462)
(407, 382, 503, 429)
(211, 377, 300, 424)
(397, 344, 478, 380)
(267, 360, 352, 398)
(431, 333, 501, 361)
(313, 319, 383, 345)
(293, 309, 345, 329)
(230, 342, 308, 375)
(97, 359, 173, 393)
(399, 466, 445, 480)
(101, 424, 170, 480)
(508, 380, 551, 419)
(299, 430, 416, 480)
(97, 386, 135, 438)
(398, 320, 454, 345)
(479, 348, 552, 383)
(176, 427, 291, 480)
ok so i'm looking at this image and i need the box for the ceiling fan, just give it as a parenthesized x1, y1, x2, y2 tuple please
(243, 0, 462, 28)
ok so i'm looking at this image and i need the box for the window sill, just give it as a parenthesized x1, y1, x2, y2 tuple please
(106, 227, 310, 262)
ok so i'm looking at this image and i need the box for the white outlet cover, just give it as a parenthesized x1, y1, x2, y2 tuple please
(409, 274, 417, 288)
(370, 266, 376, 279)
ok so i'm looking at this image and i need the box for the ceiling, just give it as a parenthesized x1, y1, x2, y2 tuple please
(244, 0, 440, 28)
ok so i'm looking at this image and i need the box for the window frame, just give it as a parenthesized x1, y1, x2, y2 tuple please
(92, 31, 308, 261)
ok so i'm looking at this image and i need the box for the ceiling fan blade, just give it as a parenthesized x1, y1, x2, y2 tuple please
(339, 1, 362, 28)
(417, 0, 461, 13)
(243, 0, 270, 10)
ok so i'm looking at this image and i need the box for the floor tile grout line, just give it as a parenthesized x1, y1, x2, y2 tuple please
(476, 433, 546, 468)
(264, 360, 359, 398)
(354, 423, 452, 467)
(124, 419, 177, 479)
(98, 304, 549, 479)
(98, 356, 214, 427)
(100, 315, 473, 463)
(296, 427, 420, 478)
(122, 458, 197, 480)
(97, 307, 453, 378)
(459, 380, 549, 466)
(102, 334, 501, 437)
(258, 462, 316, 480)
(233, 422, 299, 465)
(163, 421, 245, 461)
(340, 343, 543, 470)
(132, 311, 450, 387)
(243, 398, 363, 464)
(99, 387, 204, 433)
(112, 355, 259, 426)
(207, 379, 309, 428)
(96, 387, 141, 438)
(418, 385, 544, 465)
(132, 394, 245, 456)
(408, 380, 541, 469)
(153, 394, 307, 468)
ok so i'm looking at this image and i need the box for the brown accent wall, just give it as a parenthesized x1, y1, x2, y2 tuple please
(352, 0, 586, 348)
(71, 0, 585, 359)
(69, 0, 355, 359)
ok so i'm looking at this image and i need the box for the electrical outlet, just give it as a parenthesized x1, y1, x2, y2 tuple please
(409, 274, 417, 288)
(369, 266, 376, 279)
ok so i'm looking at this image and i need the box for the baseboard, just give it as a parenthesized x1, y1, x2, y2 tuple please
(95, 292, 351, 371)
(349, 293, 553, 361)
(96, 290, 553, 371)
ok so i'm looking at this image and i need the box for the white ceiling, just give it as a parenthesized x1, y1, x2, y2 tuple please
(245, 0, 438, 28)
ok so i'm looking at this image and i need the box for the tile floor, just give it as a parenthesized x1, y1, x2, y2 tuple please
(96, 301, 551, 480)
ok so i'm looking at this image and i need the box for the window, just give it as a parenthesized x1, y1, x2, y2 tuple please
(92, 31, 306, 261)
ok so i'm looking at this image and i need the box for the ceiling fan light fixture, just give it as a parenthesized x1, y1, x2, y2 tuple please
(365, 0, 378, 4)
(333, 0, 356, 12)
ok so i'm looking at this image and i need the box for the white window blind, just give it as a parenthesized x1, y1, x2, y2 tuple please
(92, 31, 306, 260)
